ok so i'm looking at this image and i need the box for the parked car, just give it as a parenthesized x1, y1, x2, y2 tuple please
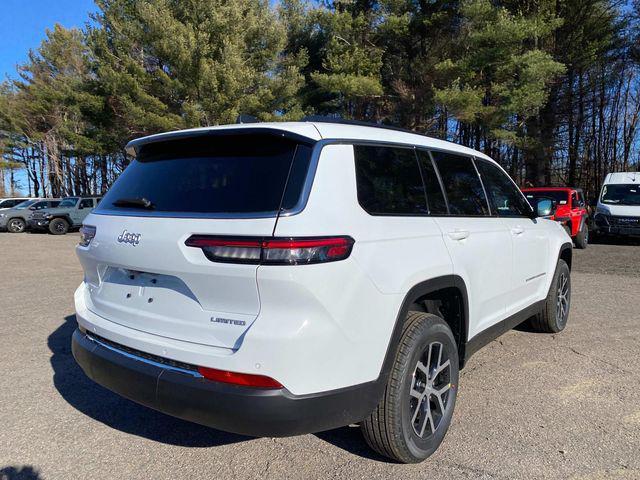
(0, 199, 60, 233)
(593, 172, 640, 238)
(28, 196, 101, 235)
(71, 121, 573, 464)
(0, 197, 31, 211)
(522, 187, 590, 248)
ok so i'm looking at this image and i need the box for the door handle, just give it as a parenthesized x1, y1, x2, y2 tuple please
(448, 229, 470, 241)
(511, 226, 525, 235)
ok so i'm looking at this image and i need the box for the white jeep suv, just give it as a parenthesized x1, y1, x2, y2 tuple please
(72, 121, 573, 463)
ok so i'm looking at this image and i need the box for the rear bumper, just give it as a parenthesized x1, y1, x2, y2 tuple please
(71, 328, 381, 437)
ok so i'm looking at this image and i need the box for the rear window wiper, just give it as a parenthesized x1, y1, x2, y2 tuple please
(112, 197, 155, 209)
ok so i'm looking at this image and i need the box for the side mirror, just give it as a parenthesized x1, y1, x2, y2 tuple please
(536, 198, 555, 217)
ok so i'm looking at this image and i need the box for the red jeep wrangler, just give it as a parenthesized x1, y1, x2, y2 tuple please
(522, 187, 590, 249)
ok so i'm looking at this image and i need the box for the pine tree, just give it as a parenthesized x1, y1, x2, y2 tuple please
(286, 0, 384, 119)
(90, 0, 305, 138)
(433, 0, 565, 161)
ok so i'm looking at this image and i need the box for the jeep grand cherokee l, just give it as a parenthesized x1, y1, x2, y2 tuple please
(71, 121, 573, 463)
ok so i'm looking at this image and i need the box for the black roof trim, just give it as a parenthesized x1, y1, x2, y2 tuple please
(302, 115, 429, 137)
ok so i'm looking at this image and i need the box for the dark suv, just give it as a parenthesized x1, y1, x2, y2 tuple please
(29, 196, 101, 235)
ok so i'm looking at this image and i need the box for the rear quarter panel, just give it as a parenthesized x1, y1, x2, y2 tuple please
(267, 144, 453, 393)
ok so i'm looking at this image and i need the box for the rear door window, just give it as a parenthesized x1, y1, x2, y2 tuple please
(98, 133, 312, 216)
(431, 152, 490, 216)
(354, 145, 427, 215)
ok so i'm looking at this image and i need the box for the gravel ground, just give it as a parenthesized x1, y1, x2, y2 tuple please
(1, 233, 639, 480)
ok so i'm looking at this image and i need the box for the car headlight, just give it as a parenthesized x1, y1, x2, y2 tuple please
(596, 206, 610, 215)
(43, 213, 53, 219)
(0, 213, 5, 218)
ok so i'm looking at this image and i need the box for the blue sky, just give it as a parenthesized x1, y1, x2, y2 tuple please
(0, 0, 96, 81)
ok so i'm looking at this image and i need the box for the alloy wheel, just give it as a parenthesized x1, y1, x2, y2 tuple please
(556, 272, 570, 325)
(409, 341, 452, 438)
(8, 219, 24, 233)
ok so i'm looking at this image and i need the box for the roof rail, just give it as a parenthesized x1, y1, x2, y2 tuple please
(301, 115, 425, 137)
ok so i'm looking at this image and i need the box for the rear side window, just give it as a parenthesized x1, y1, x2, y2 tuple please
(79, 199, 94, 209)
(475, 160, 531, 217)
(432, 152, 489, 216)
(354, 145, 427, 215)
(99, 134, 312, 215)
(416, 150, 448, 215)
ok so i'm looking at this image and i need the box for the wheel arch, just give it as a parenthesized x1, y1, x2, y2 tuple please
(378, 276, 470, 385)
(50, 214, 73, 226)
(559, 242, 573, 270)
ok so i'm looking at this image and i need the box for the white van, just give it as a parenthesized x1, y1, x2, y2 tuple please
(594, 172, 640, 237)
(72, 121, 572, 463)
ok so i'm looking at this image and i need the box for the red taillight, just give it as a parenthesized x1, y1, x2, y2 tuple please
(185, 235, 354, 265)
(197, 366, 283, 389)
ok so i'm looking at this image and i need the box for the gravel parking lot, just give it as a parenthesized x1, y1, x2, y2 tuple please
(1, 233, 639, 480)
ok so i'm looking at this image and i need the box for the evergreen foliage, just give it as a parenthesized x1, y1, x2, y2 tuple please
(1, 0, 639, 198)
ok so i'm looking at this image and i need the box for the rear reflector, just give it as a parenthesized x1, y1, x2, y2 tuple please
(197, 366, 283, 389)
(185, 235, 354, 265)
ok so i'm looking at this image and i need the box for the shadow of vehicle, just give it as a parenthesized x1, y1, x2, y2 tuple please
(49, 315, 249, 447)
(50, 315, 385, 459)
(314, 426, 389, 462)
(0, 465, 42, 480)
(590, 232, 640, 246)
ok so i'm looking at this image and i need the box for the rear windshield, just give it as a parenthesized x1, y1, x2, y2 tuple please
(98, 133, 313, 216)
(524, 190, 569, 205)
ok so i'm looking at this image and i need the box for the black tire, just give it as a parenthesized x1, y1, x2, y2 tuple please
(7, 218, 26, 233)
(527, 259, 571, 333)
(361, 312, 459, 463)
(48, 218, 69, 235)
(574, 222, 588, 249)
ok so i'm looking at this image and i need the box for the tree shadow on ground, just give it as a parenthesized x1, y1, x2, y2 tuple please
(49, 315, 249, 448)
(0, 465, 42, 480)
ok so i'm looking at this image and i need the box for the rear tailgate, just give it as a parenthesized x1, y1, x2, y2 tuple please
(78, 215, 273, 349)
(76, 129, 317, 349)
